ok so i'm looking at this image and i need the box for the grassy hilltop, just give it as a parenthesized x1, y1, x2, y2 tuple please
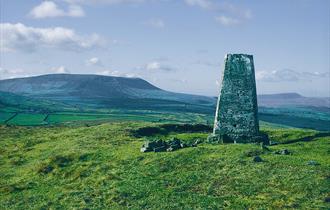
(1, 122, 329, 209)
(0, 74, 329, 209)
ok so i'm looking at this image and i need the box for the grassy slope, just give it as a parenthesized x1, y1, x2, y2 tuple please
(0, 123, 329, 209)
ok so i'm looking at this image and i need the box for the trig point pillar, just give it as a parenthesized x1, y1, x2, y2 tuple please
(208, 54, 268, 144)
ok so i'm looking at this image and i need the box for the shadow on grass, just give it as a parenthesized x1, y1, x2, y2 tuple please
(131, 123, 212, 138)
(259, 113, 330, 131)
(281, 132, 330, 145)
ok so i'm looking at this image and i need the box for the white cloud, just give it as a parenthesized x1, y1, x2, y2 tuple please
(0, 23, 104, 52)
(29, 1, 85, 18)
(52, 66, 70, 73)
(184, 0, 212, 9)
(97, 70, 138, 78)
(183, 0, 252, 26)
(145, 61, 175, 72)
(97, 70, 117, 76)
(63, 0, 145, 5)
(215, 15, 240, 26)
(86, 57, 103, 66)
(144, 18, 165, 29)
(256, 69, 330, 82)
(146, 61, 161, 70)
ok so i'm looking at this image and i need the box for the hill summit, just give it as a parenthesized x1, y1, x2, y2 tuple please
(0, 74, 215, 110)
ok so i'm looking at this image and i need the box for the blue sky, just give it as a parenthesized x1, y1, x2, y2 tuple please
(0, 0, 329, 97)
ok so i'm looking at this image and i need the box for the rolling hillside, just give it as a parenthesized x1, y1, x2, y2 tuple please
(1, 74, 329, 109)
(0, 74, 215, 110)
(258, 93, 330, 108)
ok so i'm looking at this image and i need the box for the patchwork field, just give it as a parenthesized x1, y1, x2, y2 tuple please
(0, 122, 329, 209)
(1, 107, 330, 132)
(0, 110, 213, 126)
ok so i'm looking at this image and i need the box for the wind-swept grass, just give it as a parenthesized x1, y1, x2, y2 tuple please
(0, 123, 329, 209)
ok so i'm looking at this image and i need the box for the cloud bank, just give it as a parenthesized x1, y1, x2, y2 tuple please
(0, 23, 104, 52)
(29, 1, 85, 18)
(256, 69, 330, 82)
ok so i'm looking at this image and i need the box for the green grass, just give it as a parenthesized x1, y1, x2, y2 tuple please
(46, 114, 113, 124)
(0, 122, 329, 209)
(46, 113, 195, 124)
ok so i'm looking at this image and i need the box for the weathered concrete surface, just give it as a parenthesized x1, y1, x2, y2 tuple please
(208, 54, 268, 144)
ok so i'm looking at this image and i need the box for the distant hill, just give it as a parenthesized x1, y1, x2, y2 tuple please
(0, 74, 215, 112)
(0, 74, 216, 113)
(258, 93, 330, 108)
(0, 74, 159, 98)
(0, 74, 329, 110)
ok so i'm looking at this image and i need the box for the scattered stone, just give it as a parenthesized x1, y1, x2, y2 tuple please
(140, 147, 150, 153)
(166, 147, 174, 152)
(154, 146, 167, 152)
(307, 160, 320, 166)
(269, 141, 279, 146)
(260, 143, 271, 151)
(207, 134, 222, 143)
(191, 139, 203, 147)
(253, 156, 263, 162)
(140, 137, 204, 152)
(167, 137, 182, 151)
(180, 143, 187, 148)
(281, 149, 291, 155)
(194, 139, 203, 144)
(244, 149, 263, 157)
(140, 140, 167, 153)
(274, 149, 291, 155)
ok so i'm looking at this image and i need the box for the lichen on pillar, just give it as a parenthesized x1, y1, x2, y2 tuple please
(208, 54, 268, 144)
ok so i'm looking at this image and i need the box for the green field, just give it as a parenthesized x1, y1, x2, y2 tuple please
(1, 89, 330, 131)
(1, 104, 329, 131)
(0, 112, 15, 123)
(0, 110, 212, 126)
(0, 122, 329, 209)
(6, 113, 47, 126)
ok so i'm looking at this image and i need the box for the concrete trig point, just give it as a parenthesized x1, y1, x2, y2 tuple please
(208, 54, 268, 144)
